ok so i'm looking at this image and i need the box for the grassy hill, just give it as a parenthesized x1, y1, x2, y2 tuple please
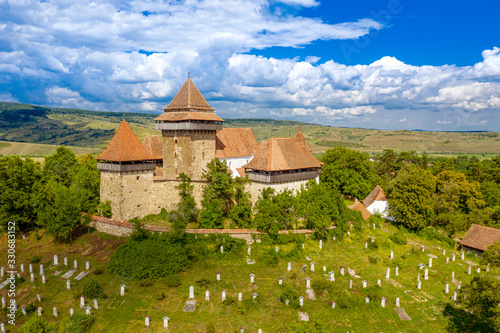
(2, 221, 496, 332)
(1, 102, 499, 159)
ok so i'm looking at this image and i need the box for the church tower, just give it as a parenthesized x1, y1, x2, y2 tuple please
(155, 78, 223, 180)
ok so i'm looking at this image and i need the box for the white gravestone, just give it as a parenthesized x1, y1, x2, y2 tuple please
(340, 266, 345, 276)
(381, 297, 386, 308)
(319, 240, 322, 249)
(331, 301, 336, 309)
(30, 273, 34, 283)
(0, 267, 3, 278)
(39, 264, 44, 276)
(80, 296, 85, 308)
(70, 308, 74, 316)
(365, 242, 368, 249)
(29, 264, 33, 274)
(67, 280, 71, 290)
(238, 292, 242, 301)
(64, 257, 68, 266)
(349, 280, 353, 289)
(461, 252, 464, 260)
(310, 262, 315, 272)
(365, 297, 370, 304)
(222, 291, 226, 301)
(205, 290, 210, 301)
(85, 306, 91, 315)
(323, 266, 326, 272)
(120, 284, 126, 296)
(37, 307, 42, 316)
(421, 245, 425, 252)
(362, 280, 367, 288)
(443, 250, 446, 256)
(452, 254, 456, 262)
(21, 306, 26, 315)
(306, 278, 311, 289)
(163, 317, 170, 329)
(452, 291, 457, 301)
(390, 251, 394, 260)
(386, 268, 390, 280)
(287, 262, 291, 271)
(446, 257, 449, 264)
(428, 258, 432, 268)
(74, 260, 78, 269)
(417, 280, 422, 290)
(217, 273, 221, 281)
(189, 286, 194, 299)
(445, 284, 449, 294)
(395, 267, 399, 276)
(278, 277, 282, 285)
(377, 279, 381, 287)
(54, 255, 59, 266)
(145, 316, 149, 327)
(302, 243, 305, 249)
(220, 245, 223, 253)
(476, 267, 480, 274)
(42, 275, 46, 284)
(396, 297, 400, 307)
(248, 247, 251, 255)
(94, 299, 98, 309)
(36, 294, 41, 301)
(452, 271, 455, 281)
(250, 274, 255, 284)
(252, 293, 258, 300)
(20, 264, 24, 272)
(275, 246, 279, 252)
(1, 297, 4, 308)
(1, 323, 4, 333)
(329, 272, 335, 282)
(468, 265, 471, 275)
(424, 269, 429, 280)
(86, 261, 90, 270)
(53, 307, 58, 317)
(299, 296, 304, 307)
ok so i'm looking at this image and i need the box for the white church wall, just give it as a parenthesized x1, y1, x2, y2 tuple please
(219, 156, 253, 178)
(367, 201, 391, 219)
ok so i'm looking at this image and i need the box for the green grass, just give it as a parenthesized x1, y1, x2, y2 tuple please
(2, 221, 496, 332)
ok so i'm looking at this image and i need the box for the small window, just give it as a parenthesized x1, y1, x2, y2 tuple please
(136, 176, 140, 181)
(175, 139, 177, 144)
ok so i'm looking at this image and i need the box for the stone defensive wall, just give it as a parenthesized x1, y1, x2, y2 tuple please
(89, 215, 315, 244)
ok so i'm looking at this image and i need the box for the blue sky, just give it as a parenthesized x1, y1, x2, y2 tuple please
(0, 0, 499, 131)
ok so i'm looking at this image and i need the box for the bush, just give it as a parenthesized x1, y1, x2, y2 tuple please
(165, 275, 181, 288)
(368, 255, 379, 264)
(59, 314, 94, 333)
(222, 296, 235, 306)
(280, 285, 300, 308)
(30, 255, 41, 264)
(108, 233, 191, 280)
(196, 278, 210, 287)
(367, 239, 379, 250)
(25, 302, 36, 315)
(389, 231, 407, 245)
(83, 277, 102, 299)
(312, 280, 330, 292)
(20, 316, 58, 332)
(156, 292, 166, 301)
(258, 248, 279, 267)
(93, 268, 103, 275)
(139, 278, 155, 287)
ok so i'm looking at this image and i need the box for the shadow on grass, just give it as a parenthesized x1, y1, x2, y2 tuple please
(443, 303, 498, 333)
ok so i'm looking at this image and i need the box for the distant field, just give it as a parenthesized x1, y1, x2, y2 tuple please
(1, 102, 499, 158)
(0, 140, 102, 158)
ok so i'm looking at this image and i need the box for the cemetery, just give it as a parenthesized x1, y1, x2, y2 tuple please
(0, 220, 498, 332)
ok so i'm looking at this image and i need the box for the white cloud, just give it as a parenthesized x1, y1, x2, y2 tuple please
(279, 0, 320, 7)
(399, 118, 407, 122)
(0, 93, 19, 103)
(437, 120, 452, 125)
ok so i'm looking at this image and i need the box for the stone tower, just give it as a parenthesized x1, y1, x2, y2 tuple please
(95, 120, 158, 219)
(155, 78, 223, 180)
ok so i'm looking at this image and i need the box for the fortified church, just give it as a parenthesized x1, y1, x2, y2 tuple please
(96, 79, 323, 220)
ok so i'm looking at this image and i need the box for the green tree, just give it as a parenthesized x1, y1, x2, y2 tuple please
(20, 316, 59, 333)
(228, 176, 252, 228)
(72, 154, 100, 214)
(38, 183, 90, 242)
(0, 156, 43, 231)
(435, 170, 485, 215)
(253, 188, 295, 237)
(43, 145, 78, 186)
(320, 147, 381, 199)
(387, 164, 436, 229)
(175, 173, 197, 224)
(201, 159, 234, 212)
(198, 198, 224, 229)
(482, 241, 500, 268)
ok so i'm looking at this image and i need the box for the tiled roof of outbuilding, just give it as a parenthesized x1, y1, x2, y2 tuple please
(95, 120, 156, 162)
(348, 200, 372, 220)
(363, 185, 388, 208)
(460, 224, 500, 252)
(154, 111, 223, 122)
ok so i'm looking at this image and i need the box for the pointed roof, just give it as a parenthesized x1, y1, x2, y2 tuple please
(95, 120, 156, 162)
(163, 78, 214, 112)
(141, 135, 163, 159)
(242, 137, 322, 172)
(293, 129, 323, 166)
(215, 128, 259, 158)
(363, 185, 388, 208)
(460, 224, 500, 252)
(348, 200, 372, 220)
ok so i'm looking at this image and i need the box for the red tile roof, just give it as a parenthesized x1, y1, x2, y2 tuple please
(460, 224, 500, 252)
(162, 78, 214, 112)
(154, 111, 223, 122)
(141, 135, 163, 159)
(95, 120, 156, 162)
(294, 130, 323, 166)
(242, 137, 322, 172)
(363, 185, 388, 208)
(215, 128, 259, 158)
(348, 200, 372, 220)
